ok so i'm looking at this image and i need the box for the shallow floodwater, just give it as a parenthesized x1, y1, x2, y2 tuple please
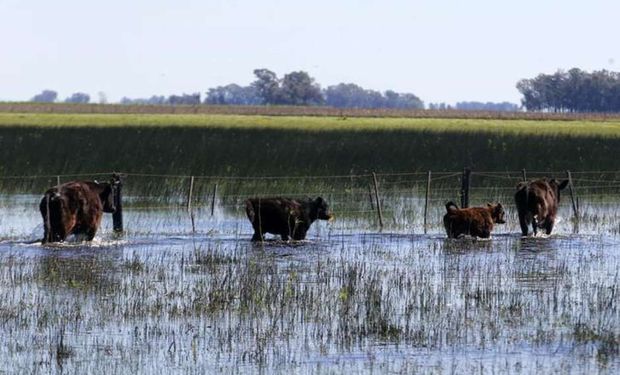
(0, 194, 619, 374)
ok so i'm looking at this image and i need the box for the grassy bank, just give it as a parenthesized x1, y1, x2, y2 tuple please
(0, 113, 619, 181)
(2, 113, 620, 137)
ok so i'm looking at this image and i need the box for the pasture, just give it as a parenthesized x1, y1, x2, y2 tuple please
(0, 110, 618, 373)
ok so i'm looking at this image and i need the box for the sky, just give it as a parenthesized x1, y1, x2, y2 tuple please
(1, 0, 618, 104)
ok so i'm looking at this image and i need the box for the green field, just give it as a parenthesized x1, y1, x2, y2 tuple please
(2, 113, 620, 138)
(0, 112, 619, 184)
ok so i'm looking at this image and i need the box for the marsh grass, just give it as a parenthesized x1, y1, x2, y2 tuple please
(2, 114, 620, 179)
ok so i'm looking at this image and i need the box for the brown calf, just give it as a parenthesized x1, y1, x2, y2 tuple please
(443, 201, 506, 239)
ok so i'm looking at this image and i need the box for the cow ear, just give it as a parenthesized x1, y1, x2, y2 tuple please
(558, 180, 569, 190)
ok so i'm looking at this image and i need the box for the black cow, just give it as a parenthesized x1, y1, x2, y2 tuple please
(245, 197, 333, 241)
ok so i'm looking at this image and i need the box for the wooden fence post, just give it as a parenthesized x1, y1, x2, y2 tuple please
(112, 173, 123, 233)
(211, 183, 218, 216)
(521, 169, 527, 182)
(566, 170, 579, 220)
(187, 176, 195, 233)
(368, 184, 375, 210)
(371, 172, 383, 229)
(460, 168, 471, 208)
(424, 170, 431, 234)
(56, 176, 61, 186)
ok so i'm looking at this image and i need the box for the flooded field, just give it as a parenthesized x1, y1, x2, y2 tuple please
(0, 177, 619, 374)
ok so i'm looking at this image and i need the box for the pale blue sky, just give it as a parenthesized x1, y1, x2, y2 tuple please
(1, 0, 617, 104)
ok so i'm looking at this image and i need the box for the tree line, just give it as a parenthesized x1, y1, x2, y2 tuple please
(36, 66, 620, 112)
(201, 68, 426, 109)
(517, 68, 620, 112)
(28, 69, 426, 109)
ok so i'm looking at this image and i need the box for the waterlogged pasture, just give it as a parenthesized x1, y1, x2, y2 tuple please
(0, 174, 619, 374)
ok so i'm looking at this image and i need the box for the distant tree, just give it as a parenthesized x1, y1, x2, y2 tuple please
(325, 84, 422, 109)
(252, 68, 281, 104)
(279, 71, 324, 105)
(205, 84, 260, 105)
(31, 90, 58, 103)
(64, 92, 90, 104)
(455, 101, 520, 111)
(517, 68, 620, 112)
(384, 90, 424, 109)
(324, 83, 367, 108)
(167, 93, 201, 105)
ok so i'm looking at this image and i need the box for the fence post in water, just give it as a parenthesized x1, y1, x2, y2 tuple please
(423, 170, 431, 234)
(460, 168, 471, 208)
(521, 169, 527, 182)
(187, 176, 196, 233)
(112, 173, 123, 233)
(566, 170, 579, 221)
(371, 172, 384, 229)
(210, 183, 218, 216)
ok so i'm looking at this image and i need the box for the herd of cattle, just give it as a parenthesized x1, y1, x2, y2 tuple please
(37, 177, 569, 243)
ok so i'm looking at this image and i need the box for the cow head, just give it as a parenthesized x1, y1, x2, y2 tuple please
(98, 181, 116, 213)
(488, 202, 506, 224)
(313, 197, 334, 221)
(549, 179, 570, 202)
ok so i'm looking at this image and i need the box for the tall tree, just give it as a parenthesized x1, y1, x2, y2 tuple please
(279, 71, 324, 105)
(252, 69, 281, 105)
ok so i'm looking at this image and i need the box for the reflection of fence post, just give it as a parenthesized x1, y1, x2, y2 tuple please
(460, 168, 471, 208)
(521, 169, 527, 182)
(424, 170, 431, 234)
(566, 170, 579, 220)
(371, 172, 383, 229)
(187, 176, 195, 233)
(210, 183, 218, 216)
(112, 173, 123, 233)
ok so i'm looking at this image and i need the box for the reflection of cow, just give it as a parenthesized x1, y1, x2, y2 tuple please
(514, 179, 569, 236)
(245, 197, 333, 241)
(443, 201, 506, 239)
(40, 180, 116, 243)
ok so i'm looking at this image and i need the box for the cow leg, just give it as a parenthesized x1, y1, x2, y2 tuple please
(544, 219, 554, 235)
(251, 231, 264, 242)
(518, 212, 530, 236)
(85, 227, 98, 241)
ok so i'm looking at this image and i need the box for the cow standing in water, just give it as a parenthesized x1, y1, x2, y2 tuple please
(443, 201, 506, 239)
(245, 197, 333, 241)
(40, 180, 116, 243)
(514, 179, 569, 236)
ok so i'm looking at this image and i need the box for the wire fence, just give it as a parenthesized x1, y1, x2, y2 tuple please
(1, 168, 620, 235)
